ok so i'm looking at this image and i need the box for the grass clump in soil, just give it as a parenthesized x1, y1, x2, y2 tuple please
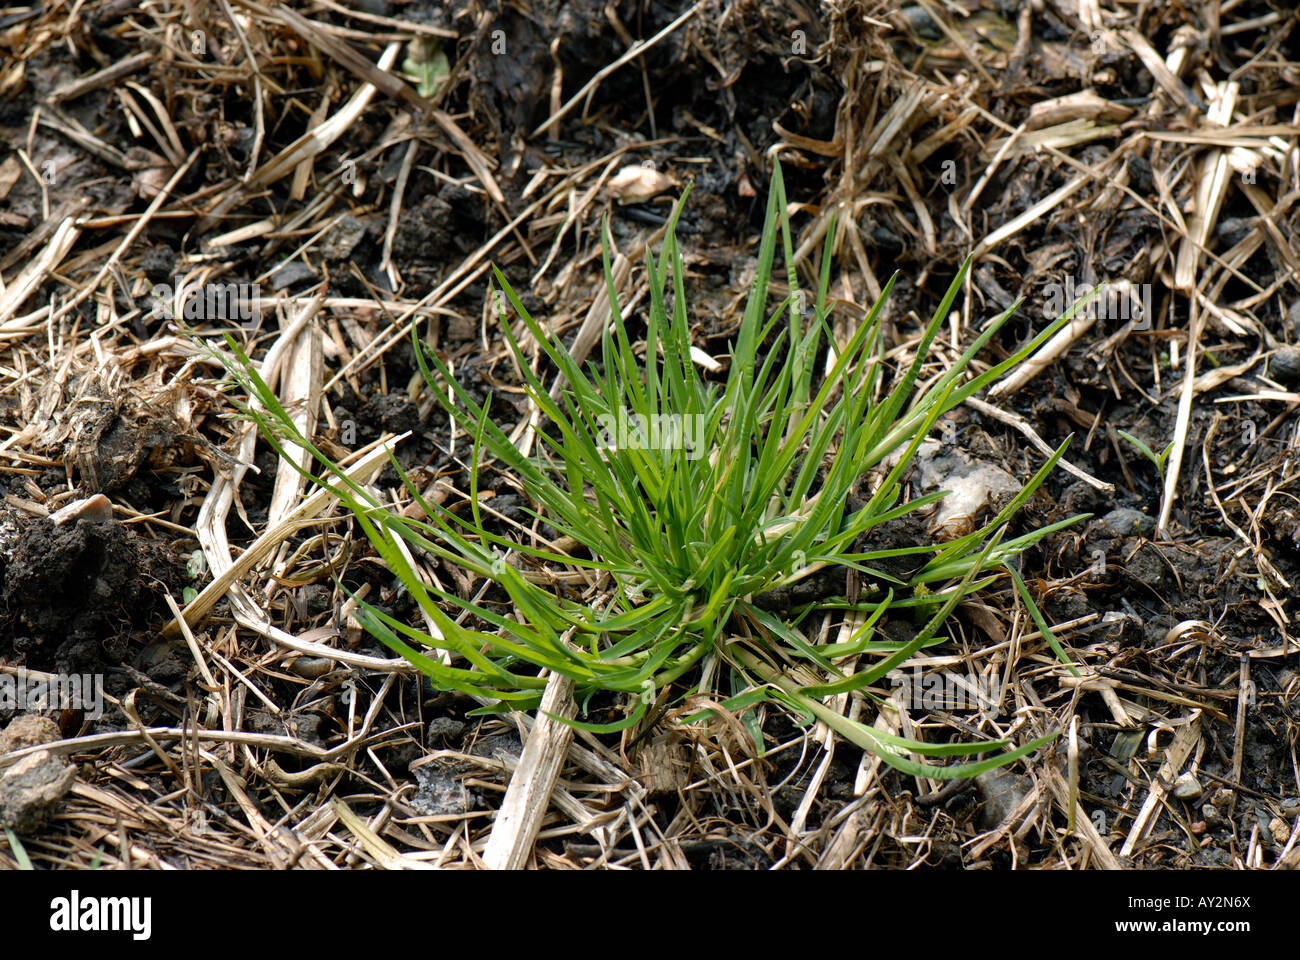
(218, 161, 1091, 779)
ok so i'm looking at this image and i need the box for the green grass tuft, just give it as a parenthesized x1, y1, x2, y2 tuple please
(211, 160, 1094, 778)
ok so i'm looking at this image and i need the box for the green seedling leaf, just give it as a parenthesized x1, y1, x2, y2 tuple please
(402, 39, 449, 98)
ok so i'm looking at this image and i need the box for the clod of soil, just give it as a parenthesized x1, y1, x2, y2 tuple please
(62, 398, 183, 495)
(0, 714, 73, 835)
(410, 765, 472, 817)
(0, 750, 76, 834)
(0, 512, 184, 673)
(0, 715, 61, 754)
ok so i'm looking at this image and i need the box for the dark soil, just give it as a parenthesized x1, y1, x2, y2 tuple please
(0, 514, 185, 675)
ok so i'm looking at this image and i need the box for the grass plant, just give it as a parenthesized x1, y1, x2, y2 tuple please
(215, 161, 1093, 778)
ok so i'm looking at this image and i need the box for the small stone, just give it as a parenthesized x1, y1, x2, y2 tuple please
(319, 214, 367, 261)
(1172, 772, 1203, 801)
(1269, 346, 1300, 385)
(1202, 803, 1225, 828)
(0, 715, 62, 754)
(1215, 217, 1252, 248)
(1190, 820, 1206, 835)
(1211, 787, 1235, 807)
(0, 749, 76, 833)
(1270, 817, 1291, 846)
(898, 4, 941, 38)
(267, 260, 317, 292)
(1101, 507, 1156, 537)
